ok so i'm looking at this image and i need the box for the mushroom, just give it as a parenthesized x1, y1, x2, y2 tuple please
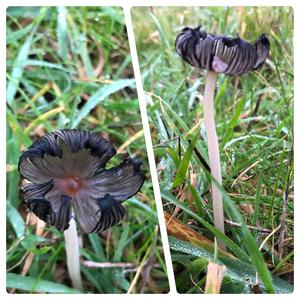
(18, 129, 145, 291)
(175, 26, 269, 244)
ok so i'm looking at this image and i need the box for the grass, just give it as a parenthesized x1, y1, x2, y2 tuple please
(131, 6, 294, 294)
(6, 6, 169, 293)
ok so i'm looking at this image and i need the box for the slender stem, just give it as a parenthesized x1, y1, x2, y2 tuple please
(202, 71, 225, 246)
(64, 218, 83, 291)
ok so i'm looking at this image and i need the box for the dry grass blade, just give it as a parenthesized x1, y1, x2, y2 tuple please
(9, 217, 46, 294)
(164, 212, 236, 259)
(117, 129, 144, 153)
(81, 260, 137, 269)
(204, 262, 226, 294)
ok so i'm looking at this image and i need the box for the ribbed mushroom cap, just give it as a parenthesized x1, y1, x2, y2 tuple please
(19, 129, 145, 233)
(175, 26, 270, 76)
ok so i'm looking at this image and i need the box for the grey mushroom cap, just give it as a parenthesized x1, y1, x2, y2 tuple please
(175, 26, 270, 76)
(19, 129, 145, 233)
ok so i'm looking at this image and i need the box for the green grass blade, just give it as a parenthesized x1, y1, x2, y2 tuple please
(253, 174, 262, 224)
(221, 96, 247, 150)
(6, 133, 21, 207)
(7, 273, 80, 293)
(155, 146, 180, 168)
(6, 110, 32, 147)
(6, 202, 25, 239)
(113, 222, 130, 262)
(273, 251, 294, 274)
(101, 7, 125, 25)
(113, 271, 131, 291)
(79, 34, 94, 78)
(81, 268, 103, 293)
(188, 183, 205, 216)
(172, 130, 198, 188)
(88, 233, 106, 261)
(6, 22, 34, 44)
(57, 7, 68, 61)
(72, 79, 135, 128)
(149, 12, 171, 50)
(7, 31, 35, 105)
(25, 59, 75, 73)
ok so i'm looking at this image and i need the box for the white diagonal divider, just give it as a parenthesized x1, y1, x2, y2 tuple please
(124, 6, 177, 294)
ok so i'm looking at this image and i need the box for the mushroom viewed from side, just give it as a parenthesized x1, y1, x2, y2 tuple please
(175, 26, 270, 245)
(18, 129, 145, 291)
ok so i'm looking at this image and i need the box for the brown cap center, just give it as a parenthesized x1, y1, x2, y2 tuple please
(55, 176, 85, 195)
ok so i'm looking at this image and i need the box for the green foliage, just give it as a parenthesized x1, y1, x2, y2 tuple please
(169, 236, 293, 294)
(6, 6, 168, 293)
(132, 6, 294, 293)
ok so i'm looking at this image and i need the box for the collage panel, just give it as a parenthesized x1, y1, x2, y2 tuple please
(6, 6, 169, 294)
(131, 6, 294, 294)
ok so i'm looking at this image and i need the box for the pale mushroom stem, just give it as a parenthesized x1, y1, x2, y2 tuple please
(202, 70, 225, 248)
(64, 218, 83, 291)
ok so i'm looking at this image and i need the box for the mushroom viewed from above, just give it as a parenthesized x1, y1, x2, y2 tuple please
(175, 26, 270, 245)
(19, 129, 145, 233)
(18, 129, 145, 290)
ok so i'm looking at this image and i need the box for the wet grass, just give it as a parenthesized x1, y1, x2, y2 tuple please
(131, 6, 294, 293)
(6, 6, 169, 294)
